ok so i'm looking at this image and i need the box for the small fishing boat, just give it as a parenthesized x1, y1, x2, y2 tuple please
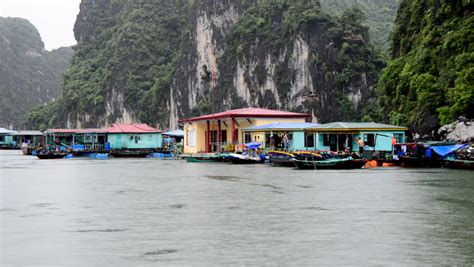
(110, 150, 149, 158)
(225, 153, 266, 164)
(36, 150, 68, 159)
(444, 159, 474, 170)
(224, 142, 266, 164)
(267, 150, 295, 167)
(292, 156, 366, 170)
(183, 153, 222, 162)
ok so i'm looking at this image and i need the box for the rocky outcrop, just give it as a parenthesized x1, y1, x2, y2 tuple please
(439, 118, 474, 143)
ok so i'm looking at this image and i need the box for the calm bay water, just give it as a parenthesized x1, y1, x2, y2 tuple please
(1, 150, 473, 265)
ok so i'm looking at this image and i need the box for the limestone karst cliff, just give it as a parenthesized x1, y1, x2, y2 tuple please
(27, 0, 391, 130)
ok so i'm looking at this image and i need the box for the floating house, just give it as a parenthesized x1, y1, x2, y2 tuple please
(309, 122, 407, 154)
(43, 128, 108, 151)
(107, 123, 162, 150)
(11, 131, 44, 147)
(180, 108, 309, 153)
(42, 124, 162, 152)
(0, 128, 17, 149)
(242, 122, 319, 150)
(243, 121, 407, 155)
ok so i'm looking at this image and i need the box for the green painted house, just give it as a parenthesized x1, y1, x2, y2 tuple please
(106, 123, 162, 150)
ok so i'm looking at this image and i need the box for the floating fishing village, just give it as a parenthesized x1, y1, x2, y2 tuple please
(1, 107, 473, 170)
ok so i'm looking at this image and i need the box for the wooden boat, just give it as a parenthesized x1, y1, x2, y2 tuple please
(183, 154, 222, 162)
(444, 159, 474, 170)
(224, 153, 265, 164)
(267, 150, 295, 167)
(110, 150, 149, 158)
(292, 157, 366, 170)
(36, 151, 68, 159)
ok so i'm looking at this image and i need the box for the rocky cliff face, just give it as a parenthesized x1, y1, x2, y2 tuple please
(169, 1, 383, 129)
(0, 17, 73, 128)
(27, 0, 385, 130)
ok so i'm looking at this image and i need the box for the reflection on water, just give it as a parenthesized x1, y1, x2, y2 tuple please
(1, 150, 474, 265)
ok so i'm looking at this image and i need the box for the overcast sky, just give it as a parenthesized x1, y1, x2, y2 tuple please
(0, 0, 81, 51)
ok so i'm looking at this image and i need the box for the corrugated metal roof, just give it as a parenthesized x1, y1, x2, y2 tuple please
(11, 130, 43, 136)
(311, 122, 408, 130)
(163, 130, 184, 136)
(45, 128, 107, 134)
(0, 128, 18, 134)
(107, 123, 161, 133)
(179, 107, 309, 122)
(243, 122, 319, 131)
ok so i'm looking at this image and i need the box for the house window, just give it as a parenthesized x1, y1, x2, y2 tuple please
(322, 134, 336, 146)
(305, 132, 314, 148)
(187, 129, 196, 147)
(221, 130, 227, 143)
(134, 135, 141, 144)
(365, 134, 375, 147)
(0, 135, 4, 142)
(244, 132, 252, 143)
(394, 133, 404, 143)
(85, 135, 98, 143)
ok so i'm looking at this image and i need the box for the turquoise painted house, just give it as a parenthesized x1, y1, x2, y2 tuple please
(243, 122, 407, 154)
(106, 123, 162, 150)
(0, 128, 17, 149)
(309, 122, 407, 153)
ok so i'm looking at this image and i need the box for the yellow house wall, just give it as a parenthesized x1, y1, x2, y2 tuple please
(183, 117, 306, 154)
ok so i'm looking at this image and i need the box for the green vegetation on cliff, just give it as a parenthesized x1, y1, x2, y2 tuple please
(320, 0, 400, 55)
(0, 17, 73, 128)
(28, 0, 387, 128)
(220, 0, 383, 121)
(378, 1, 473, 134)
(28, 0, 190, 129)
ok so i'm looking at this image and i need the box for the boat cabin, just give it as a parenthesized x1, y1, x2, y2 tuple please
(179, 108, 309, 154)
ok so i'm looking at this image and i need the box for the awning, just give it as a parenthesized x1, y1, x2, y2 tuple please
(163, 130, 184, 137)
(431, 144, 468, 157)
(244, 142, 261, 149)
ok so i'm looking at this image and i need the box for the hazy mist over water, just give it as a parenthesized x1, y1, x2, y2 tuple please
(1, 150, 473, 265)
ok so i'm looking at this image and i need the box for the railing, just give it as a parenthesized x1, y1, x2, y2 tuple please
(207, 141, 294, 152)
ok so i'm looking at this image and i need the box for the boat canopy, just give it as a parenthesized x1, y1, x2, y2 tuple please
(431, 144, 468, 157)
(244, 142, 261, 149)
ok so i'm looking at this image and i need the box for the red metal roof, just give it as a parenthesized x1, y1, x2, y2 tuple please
(179, 108, 309, 123)
(106, 123, 161, 133)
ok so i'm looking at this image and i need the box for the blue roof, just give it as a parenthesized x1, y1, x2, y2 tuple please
(163, 130, 184, 137)
(243, 122, 319, 131)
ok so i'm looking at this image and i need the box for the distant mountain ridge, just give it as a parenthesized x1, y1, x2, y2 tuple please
(0, 17, 73, 128)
